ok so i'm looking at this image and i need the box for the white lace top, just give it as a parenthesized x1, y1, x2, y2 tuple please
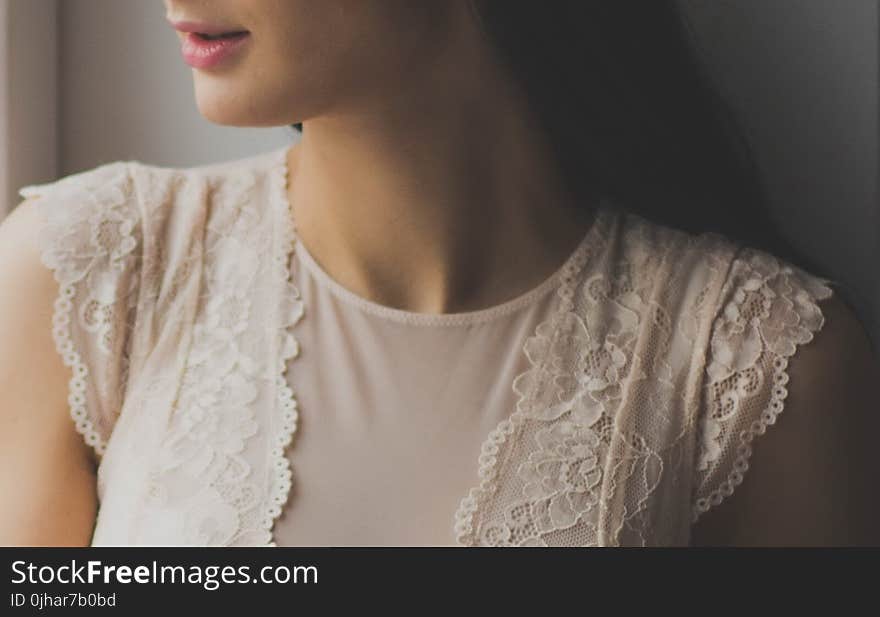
(20, 145, 836, 547)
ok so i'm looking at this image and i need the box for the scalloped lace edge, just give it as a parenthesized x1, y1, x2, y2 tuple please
(264, 145, 302, 547)
(451, 206, 610, 546)
(21, 164, 136, 462)
(52, 285, 110, 458)
(690, 277, 836, 525)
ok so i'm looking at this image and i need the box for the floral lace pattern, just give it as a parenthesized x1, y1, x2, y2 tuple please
(21, 162, 142, 459)
(23, 145, 836, 546)
(451, 211, 834, 546)
(691, 247, 834, 522)
(135, 157, 303, 546)
(452, 213, 692, 546)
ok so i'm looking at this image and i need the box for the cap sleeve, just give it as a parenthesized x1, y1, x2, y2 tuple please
(19, 162, 143, 459)
(691, 245, 836, 524)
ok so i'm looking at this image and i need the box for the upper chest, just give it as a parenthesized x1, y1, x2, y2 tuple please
(101, 164, 735, 546)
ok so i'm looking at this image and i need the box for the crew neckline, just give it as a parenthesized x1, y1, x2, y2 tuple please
(273, 144, 611, 327)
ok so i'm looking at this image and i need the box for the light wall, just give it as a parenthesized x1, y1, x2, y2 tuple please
(681, 0, 879, 347)
(58, 0, 291, 174)
(0, 0, 57, 216)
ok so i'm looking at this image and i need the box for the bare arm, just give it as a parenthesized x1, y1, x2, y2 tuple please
(0, 198, 98, 546)
(690, 293, 880, 546)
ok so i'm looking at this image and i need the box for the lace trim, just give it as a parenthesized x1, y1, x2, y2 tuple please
(54, 285, 106, 455)
(691, 249, 836, 523)
(20, 163, 139, 460)
(266, 145, 304, 546)
(140, 164, 276, 546)
(452, 204, 614, 546)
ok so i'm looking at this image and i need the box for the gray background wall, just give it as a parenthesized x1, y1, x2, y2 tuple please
(13, 0, 880, 345)
(0, 0, 57, 217)
(681, 0, 879, 348)
(57, 0, 291, 174)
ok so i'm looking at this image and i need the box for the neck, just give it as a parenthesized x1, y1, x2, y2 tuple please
(285, 10, 598, 314)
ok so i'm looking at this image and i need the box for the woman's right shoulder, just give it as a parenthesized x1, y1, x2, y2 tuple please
(0, 162, 155, 543)
(0, 161, 148, 463)
(0, 148, 284, 463)
(0, 157, 192, 459)
(9, 148, 279, 273)
(0, 189, 106, 543)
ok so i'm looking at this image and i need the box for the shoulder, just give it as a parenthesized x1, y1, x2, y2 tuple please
(122, 146, 289, 233)
(17, 160, 137, 229)
(18, 160, 132, 203)
(784, 294, 878, 461)
(748, 292, 878, 543)
(1, 160, 140, 327)
(786, 293, 877, 391)
(0, 163, 139, 468)
(123, 144, 289, 265)
(18, 146, 288, 269)
(605, 211, 879, 545)
(607, 208, 741, 295)
(612, 210, 837, 349)
(689, 242, 880, 545)
(0, 199, 102, 537)
(15, 162, 143, 287)
(0, 189, 69, 332)
(125, 145, 288, 188)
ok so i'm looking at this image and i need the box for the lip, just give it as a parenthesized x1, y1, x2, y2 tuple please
(168, 19, 251, 69)
(168, 19, 247, 36)
(179, 31, 251, 69)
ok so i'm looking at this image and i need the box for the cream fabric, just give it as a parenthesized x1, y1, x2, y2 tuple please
(19, 145, 837, 546)
(277, 219, 572, 546)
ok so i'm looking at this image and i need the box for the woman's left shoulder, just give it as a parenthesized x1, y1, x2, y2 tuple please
(785, 288, 876, 386)
(781, 292, 879, 473)
(689, 240, 880, 546)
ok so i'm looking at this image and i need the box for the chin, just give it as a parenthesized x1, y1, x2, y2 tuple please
(193, 87, 264, 127)
(196, 104, 261, 127)
(192, 78, 307, 128)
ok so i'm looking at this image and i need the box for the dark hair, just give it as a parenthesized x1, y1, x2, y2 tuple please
(291, 1, 821, 274)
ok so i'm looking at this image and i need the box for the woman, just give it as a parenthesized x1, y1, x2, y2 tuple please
(0, 1, 877, 546)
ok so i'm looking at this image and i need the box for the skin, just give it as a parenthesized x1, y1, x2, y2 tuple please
(689, 296, 880, 546)
(0, 1, 877, 546)
(167, 0, 598, 314)
(0, 199, 98, 545)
